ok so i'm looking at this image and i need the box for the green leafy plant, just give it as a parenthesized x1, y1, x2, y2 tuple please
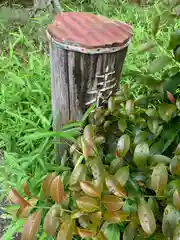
(6, 81, 180, 239)
(137, 0, 180, 99)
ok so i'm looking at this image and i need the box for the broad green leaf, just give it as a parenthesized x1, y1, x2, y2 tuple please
(69, 164, 86, 186)
(175, 144, 180, 155)
(57, 218, 73, 240)
(152, 15, 160, 36)
(173, 223, 180, 240)
(137, 75, 162, 89)
(164, 72, 180, 94)
(102, 195, 123, 212)
(90, 211, 102, 227)
(146, 108, 159, 117)
(164, 180, 180, 198)
(76, 196, 99, 212)
(43, 204, 60, 236)
(158, 104, 177, 122)
(151, 163, 168, 194)
(138, 198, 156, 235)
(118, 118, 127, 133)
(168, 30, 180, 50)
(125, 100, 134, 115)
(50, 176, 64, 204)
(80, 181, 100, 198)
(133, 142, 150, 168)
(138, 41, 156, 53)
(8, 72, 25, 85)
(162, 204, 180, 239)
(148, 56, 171, 74)
(117, 134, 131, 157)
(125, 177, 141, 198)
(114, 166, 129, 186)
(147, 119, 159, 134)
(176, 99, 180, 110)
(148, 154, 171, 165)
(82, 103, 96, 123)
(105, 224, 120, 240)
(105, 175, 127, 198)
(110, 157, 124, 173)
(173, 189, 180, 210)
(134, 131, 149, 145)
(147, 198, 160, 219)
(21, 209, 42, 240)
(88, 157, 105, 180)
(123, 221, 138, 240)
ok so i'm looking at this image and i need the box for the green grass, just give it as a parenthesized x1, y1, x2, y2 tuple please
(0, 0, 178, 196)
(0, 1, 179, 238)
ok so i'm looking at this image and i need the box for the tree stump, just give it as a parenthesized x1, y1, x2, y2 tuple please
(47, 12, 132, 160)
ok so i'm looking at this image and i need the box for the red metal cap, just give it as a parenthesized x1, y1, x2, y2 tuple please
(47, 12, 132, 53)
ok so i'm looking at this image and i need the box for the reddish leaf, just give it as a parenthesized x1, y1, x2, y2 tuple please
(43, 204, 60, 236)
(24, 183, 31, 197)
(77, 228, 96, 238)
(57, 219, 73, 240)
(9, 189, 30, 209)
(105, 175, 127, 198)
(17, 198, 38, 218)
(42, 172, 57, 198)
(173, 189, 180, 210)
(80, 181, 100, 198)
(102, 195, 123, 212)
(76, 196, 99, 212)
(50, 176, 64, 204)
(21, 209, 42, 240)
(167, 91, 175, 103)
(104, 211, 129, 223)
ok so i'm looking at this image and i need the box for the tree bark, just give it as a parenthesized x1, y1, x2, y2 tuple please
(49, 40, 128, 161)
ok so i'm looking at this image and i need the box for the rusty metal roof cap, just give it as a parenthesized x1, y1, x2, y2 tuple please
(48, 12, 133, 51)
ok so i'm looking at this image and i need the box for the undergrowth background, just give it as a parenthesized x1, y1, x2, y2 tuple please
(0, 0, 179, 238)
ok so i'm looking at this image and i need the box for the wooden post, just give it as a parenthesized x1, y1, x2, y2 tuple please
(47, 12, 132, 160)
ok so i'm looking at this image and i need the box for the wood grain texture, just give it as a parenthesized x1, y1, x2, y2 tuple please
(49, 41, 128, 159)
